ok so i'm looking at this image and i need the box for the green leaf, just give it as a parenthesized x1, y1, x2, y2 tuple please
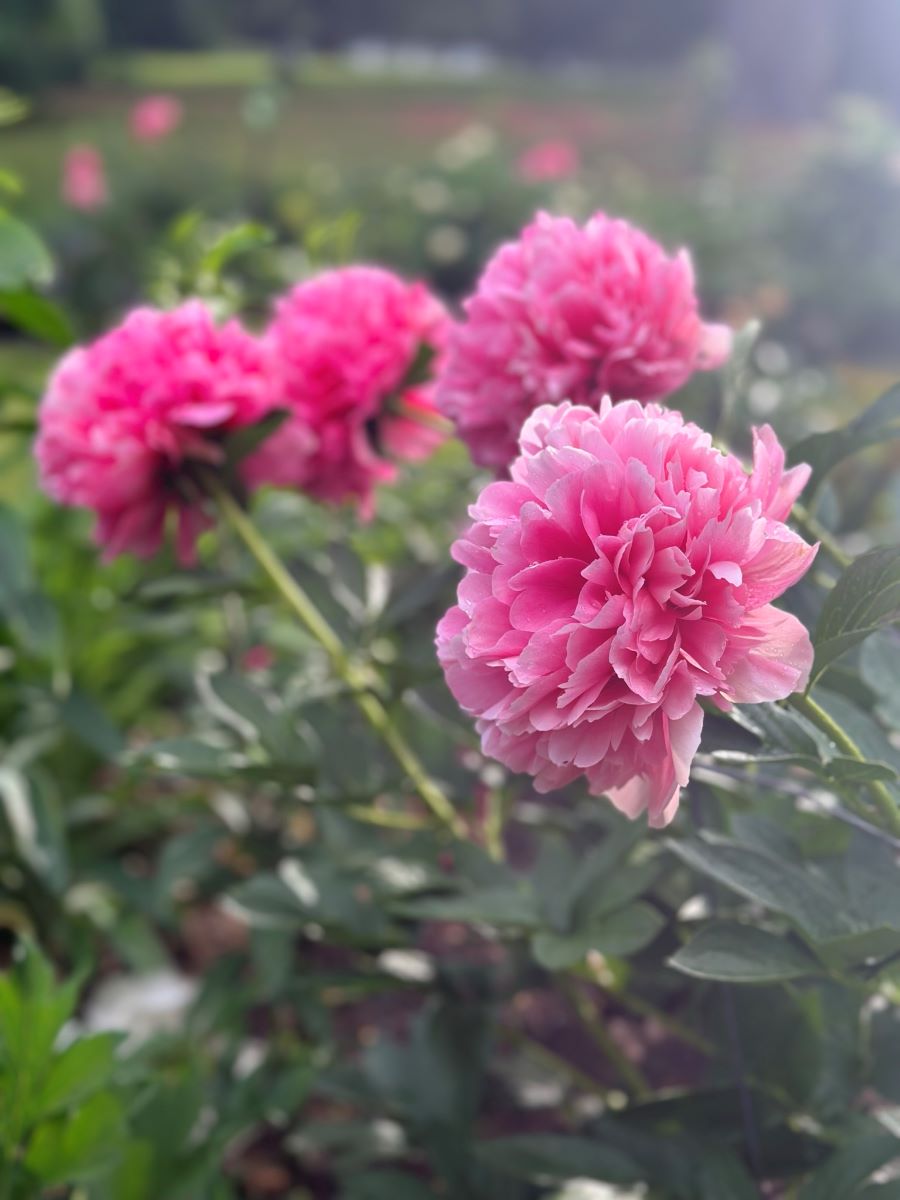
(37, 1034, 119, 1117)
(813, 546, 900, 682)
(789, 382, 900, 498)
(0, 767, 69, 890)
(0, 289, 74, 347)
(394, 886, 539, 928)
(341, 1172, 435, 1200)
(0, 211, 53, 290)
(668, 835, 851, 943)
(60, 690, 124, 758)
(476, 1134, 642, 1184)
(224, 873, 307, 929)
(200, 221, 273, 276)
(798, 1134, 900, 1200)
(223, 408, 290, 466)
(695, 1151, 761, 1200)
(0, 502, 31, 601)
(669, 922, 821, 983)
(861, 631, 900, 728)
(532, 901, 664, 970)
(0, 89, 29, 127)
(25, 1091, 127, 1185)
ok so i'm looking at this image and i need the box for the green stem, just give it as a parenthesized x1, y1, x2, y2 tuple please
(792, 502, 851, 570)
(560, 976, 652, 1100)
(590, 978, 714, 1056)
(789, 692, 900, 837)
(503, 1024, 609, 1098)
(208, 477, 465, 837)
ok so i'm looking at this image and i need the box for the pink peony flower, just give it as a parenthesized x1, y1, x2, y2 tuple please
(437, 211, 733, 469)
(516, 139, 580, 183)
(130, 94, 183, 142)
(245, 266, 452, 516)
(36, 302, 273, 563)
(61, 145, 108, 211)
(437, 400, 816, 827)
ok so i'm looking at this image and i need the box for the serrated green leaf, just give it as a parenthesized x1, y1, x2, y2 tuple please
(813, 546, 900, 682)
(25, 1091, 127, 1185)
(532, 901, 664, 970)
(669, 922, 821, 983)
(789, 382, 900, 498)
(37, 1034, 119, 1117)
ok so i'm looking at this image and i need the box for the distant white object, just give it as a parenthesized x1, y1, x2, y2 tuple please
(84, 969, 197, 1049)
(344, 41, 495, 79)
(551, 1182, 648, 1200)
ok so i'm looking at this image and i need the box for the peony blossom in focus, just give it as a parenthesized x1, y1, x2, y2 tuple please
(61, 145, 108, 211)
(36, 303, 273, 563)
(516, 139, 580, 183)
(130, 94, 183, 142)
(437, 400, 816, 826)
(437, 211, 733, 469)
(245, 266, 452, 516)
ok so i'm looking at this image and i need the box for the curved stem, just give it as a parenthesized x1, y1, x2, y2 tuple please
(207, 477, 465, 837)
(560, 975, 652, 1100)
(792, 502, 851, 570)
(789, 692, 900, 837)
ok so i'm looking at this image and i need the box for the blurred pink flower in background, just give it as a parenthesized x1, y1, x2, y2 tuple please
(437, 399, 816, 827)
(516, 139, 580, 182)
(246, 266, 452, 516)
(61, 145, 108, 211)
(437, 210, 733, 469)
(130, 94, 183, 142)
(36, 303, 273, 563)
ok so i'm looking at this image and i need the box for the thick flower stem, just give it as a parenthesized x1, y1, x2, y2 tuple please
(789, 691, 900, 837)
(208, 478, 465, 837)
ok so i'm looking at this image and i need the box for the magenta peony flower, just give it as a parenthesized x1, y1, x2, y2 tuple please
(437, 211, 733, 469)
(437, 400, 816, 826)
(245, 266, 452, 516)
(130, 94, 183, 142)
(61, 145, 108, 211)
(516, 139, 580, 183)
(36, 303, 273, 563)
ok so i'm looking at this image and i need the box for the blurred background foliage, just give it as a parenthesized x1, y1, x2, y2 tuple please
(3, 2, 900, 1198)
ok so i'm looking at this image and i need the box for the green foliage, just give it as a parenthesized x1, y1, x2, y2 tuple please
(2, 119, 900, 1200)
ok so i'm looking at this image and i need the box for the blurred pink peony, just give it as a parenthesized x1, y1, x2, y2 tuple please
(516, 139, 580, 183)
(130, 94, 183, 142)
(437, 400, 816, 826)
(437, 211, 733, 469)
(36, 303, 273, 563)
(245, 266, 452, 515)
(61, 145, 108, 211)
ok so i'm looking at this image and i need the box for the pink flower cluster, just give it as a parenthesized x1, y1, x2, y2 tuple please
(36, 269, 450, 559)
(36, 303, 271, 562)
(437, 400, 816, 826)
(516, 139, 580, 183)
(62, 145, 108, 212)
(130, 95, 183, 143)
(438, 211, 732, 469)
(245, 266, 452, 516)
